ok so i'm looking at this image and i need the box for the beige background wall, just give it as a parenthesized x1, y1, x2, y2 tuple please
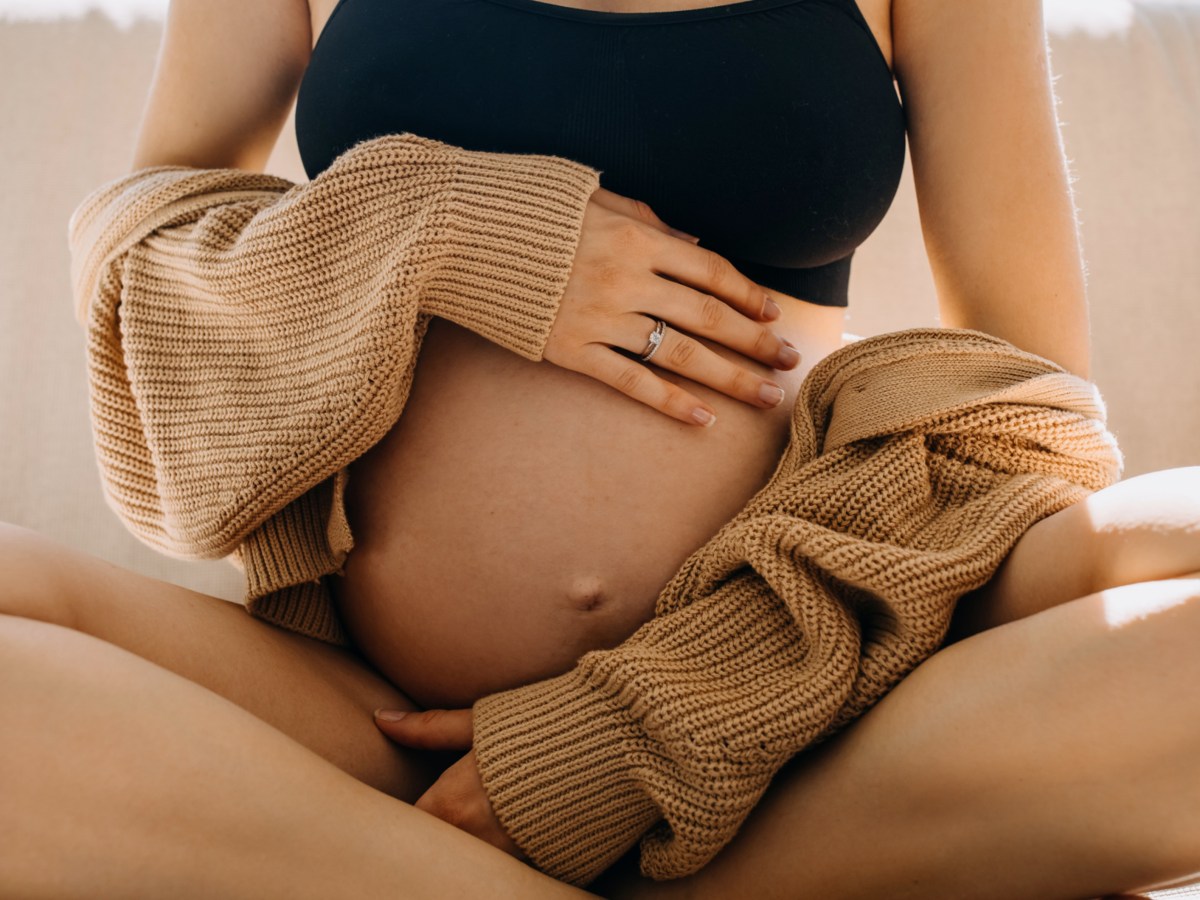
(1, 4, 1197, 601)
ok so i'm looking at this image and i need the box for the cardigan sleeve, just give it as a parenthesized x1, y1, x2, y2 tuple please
(69, 131, 601, 564)
(470, 331, 1125, 887)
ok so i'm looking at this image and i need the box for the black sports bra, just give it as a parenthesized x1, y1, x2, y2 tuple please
(296, 0, 907, 307)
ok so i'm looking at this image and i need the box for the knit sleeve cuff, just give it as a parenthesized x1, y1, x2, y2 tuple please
(471, 670, 661, 887)
(421, 143, 603, 362)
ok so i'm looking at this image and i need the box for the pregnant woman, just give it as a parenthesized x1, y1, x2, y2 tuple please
(4, 0, 1200, 897)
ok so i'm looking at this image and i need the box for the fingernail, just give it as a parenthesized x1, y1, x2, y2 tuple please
(692, 407, 717, 427)
(779, 344, 801, 368)
(759, 383, 785, 406)
(762, 297, 782, 321)
(671, 228, 702, 243)
(374, 709, 408, 722)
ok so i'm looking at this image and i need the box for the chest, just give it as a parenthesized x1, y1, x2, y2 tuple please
(294, 0, 906, 304)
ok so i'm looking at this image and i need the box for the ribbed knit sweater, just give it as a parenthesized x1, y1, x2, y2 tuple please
(69, 131, 602, 644)
(69, 131, 1123, 887)
(473, 327, 1123, 883)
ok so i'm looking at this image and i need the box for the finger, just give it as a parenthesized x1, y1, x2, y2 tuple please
(649, 282, 802, 372)
(373, 707, 473, 750)
(573, 343, 719, 428)
(413, 772, 469, 826)
(652, 238, 779, 322)
(415, 788, 522, 858)
(413, 763, 524, 857)
(618, 316, 788, 410)
(589, 186, 701, 244)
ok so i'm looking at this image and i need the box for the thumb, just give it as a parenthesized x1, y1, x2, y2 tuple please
(373, 707, 473, 751)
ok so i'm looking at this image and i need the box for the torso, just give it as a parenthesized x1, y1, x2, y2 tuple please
(304, 0, 897, 710)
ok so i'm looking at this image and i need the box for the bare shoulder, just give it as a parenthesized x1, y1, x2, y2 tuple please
(130, 0, 315, 173)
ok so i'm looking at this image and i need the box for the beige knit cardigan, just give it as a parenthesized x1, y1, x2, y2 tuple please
(69, 131, 1124, 886)
(69, 132, 602, 643)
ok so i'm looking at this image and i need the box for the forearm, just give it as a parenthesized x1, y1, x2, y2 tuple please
(923, 78, 1092, 379)
(70, 132, 599, 560)
(897, 0, 1093, 379)
(930, 213, 1092, 381)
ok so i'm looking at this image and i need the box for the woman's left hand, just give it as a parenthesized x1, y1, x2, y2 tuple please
(373, 707, 525, 860)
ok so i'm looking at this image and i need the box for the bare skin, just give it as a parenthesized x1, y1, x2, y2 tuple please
(7, 0, 1196, 897)
(4, 469, 1200, 897)
(317, 0, 1094, 713)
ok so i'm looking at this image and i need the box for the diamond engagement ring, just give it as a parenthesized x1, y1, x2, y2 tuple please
(639, 318, 667, 362)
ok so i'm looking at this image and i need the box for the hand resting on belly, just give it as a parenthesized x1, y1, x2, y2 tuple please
(527, 185, 805, 424)
(331, 187, 847, 709)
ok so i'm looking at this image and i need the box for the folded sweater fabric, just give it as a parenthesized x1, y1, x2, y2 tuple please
(69, 131, 602, 644)
(473, 327, 1123, 883)
(69, 132, 1123, 886)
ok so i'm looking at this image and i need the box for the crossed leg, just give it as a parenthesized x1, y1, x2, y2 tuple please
(0, 521, 440, 801)
(596, 466, 1200, 899)
(2, 466, 1198, 898)
(0, 524, 590, 899)
(597, 577, 1200, 900)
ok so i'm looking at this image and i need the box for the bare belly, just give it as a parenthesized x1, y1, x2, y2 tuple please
(332, 296, 846, 709)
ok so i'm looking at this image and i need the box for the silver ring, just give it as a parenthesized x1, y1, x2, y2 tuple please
(639, 318, 667, 362)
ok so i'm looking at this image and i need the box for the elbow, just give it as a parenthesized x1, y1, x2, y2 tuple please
(936, 291, 1092, 381)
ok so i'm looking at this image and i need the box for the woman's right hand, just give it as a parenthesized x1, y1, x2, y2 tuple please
(543, 186, 803, 427)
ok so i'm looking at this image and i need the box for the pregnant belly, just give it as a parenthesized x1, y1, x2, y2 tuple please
(331, 297, 846, 709)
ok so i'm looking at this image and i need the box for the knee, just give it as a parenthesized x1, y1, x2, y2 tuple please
(1092, 577, 1200, 878)
(938, 579, 1200, 877)
(0, 523, 77, 628)
(1083, 465, 1200, 594)
(946, 468, 1199, 640)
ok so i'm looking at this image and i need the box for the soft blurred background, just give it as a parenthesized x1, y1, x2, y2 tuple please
(1, 0, 1198, 612)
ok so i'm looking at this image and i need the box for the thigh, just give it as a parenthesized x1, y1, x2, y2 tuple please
(0, 614, 587, 900)
(0, 523, 443, 801)
(598, 571, 1200, 899)
(948, 465, 1200, 641)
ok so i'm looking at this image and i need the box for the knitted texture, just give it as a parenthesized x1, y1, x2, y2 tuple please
(470, 327, 1123, 886)
(68, 132, 602, 643)
(69, 135, 1124, 887)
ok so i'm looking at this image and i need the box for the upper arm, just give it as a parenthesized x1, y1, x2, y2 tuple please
(131, 0, 313, 173)
(892, 0, 1091, 378)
